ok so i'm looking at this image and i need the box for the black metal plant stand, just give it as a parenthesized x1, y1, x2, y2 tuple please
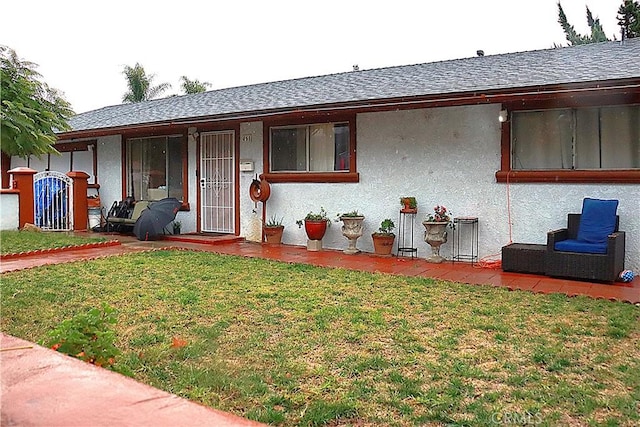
(397, 211, 417, 258)
(452, 217, 479, 265)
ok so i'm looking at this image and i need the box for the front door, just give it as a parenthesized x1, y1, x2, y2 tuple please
(199, 131, 235, 233)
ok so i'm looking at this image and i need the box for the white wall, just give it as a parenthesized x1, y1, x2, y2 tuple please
(0, 193, 19, 230)
(239, 122, 264, 242)
(96, 135, 122, 215)
(237, 104, 639, 271)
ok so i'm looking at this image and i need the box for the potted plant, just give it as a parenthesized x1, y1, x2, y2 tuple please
(263, 215, 284, 244)
(172, 221, 181, 235)
(372, 219, 395, 256)
(422, 205, 452, 263)
(400, 197, 417, 213)
(336, 210, 365, 254)
(296, 207, 331, 250)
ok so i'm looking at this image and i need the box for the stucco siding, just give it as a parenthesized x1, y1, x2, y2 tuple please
(0, 193, 19, 230)
(241, 104, 638, 272)
(239, 122, 265, 241)
(95, 135, 122, 217)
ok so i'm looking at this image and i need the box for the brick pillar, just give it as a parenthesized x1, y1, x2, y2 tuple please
(67, 171, 89, 231)
(8, 167, 36, 228)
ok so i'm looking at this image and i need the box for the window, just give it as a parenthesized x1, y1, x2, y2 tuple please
(512, 105, 639, 170)
(270, 122, 350, 172)
(126, 136, 184, 201)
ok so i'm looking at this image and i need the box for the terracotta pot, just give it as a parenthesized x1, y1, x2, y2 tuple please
(372, 233, 395, 256)
(264, 225, 284, 244)
(401, 199, 417, 213)
(304, 220, 328, 240)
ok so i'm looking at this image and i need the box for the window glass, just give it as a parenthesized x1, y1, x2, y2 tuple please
(271, 127, 306, 171)
(167, 136, 183, 199)
(512, 110, 572, 169)
(270, 122, 350, 173)
(512, 105, 639, 170)
(575, 108, 600, 169)
(600, 105, 640, 169)
(127, 136, 184, 201)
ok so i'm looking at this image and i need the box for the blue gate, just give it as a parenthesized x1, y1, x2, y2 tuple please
(33, 171, 73, 231)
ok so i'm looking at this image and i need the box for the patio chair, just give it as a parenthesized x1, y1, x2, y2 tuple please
(546, 198, 625, 282)
(106, 200, 150, 232)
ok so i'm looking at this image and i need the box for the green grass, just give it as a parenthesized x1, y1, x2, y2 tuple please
(2, 250, 639, 426)
(0, 230, 106, 255)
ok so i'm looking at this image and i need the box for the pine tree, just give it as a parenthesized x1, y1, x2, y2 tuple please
(557, 2, 611, 45)
(617, 0, 640, 39)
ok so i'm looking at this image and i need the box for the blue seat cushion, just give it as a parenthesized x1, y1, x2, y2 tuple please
(555, 239, 608, 254)
(576, 198, 618, 244)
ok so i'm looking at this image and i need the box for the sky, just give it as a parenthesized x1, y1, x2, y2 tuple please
(1, 0, 624, 114)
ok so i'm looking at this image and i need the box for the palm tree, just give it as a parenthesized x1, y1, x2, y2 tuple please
(122, 63, 171, 103)
(180, 76, 211, 94)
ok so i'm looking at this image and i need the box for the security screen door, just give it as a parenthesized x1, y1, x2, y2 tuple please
(200, 131, 235, 233)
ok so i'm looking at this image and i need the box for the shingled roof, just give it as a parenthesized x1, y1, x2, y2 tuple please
(68, 39, 640, 133)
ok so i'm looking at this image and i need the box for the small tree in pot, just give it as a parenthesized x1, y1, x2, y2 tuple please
(372, 219, 395, 256)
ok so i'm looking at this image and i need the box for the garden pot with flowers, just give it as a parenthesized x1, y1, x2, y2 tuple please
(422, 205, 452, 263)
(296, 207, 331, 251)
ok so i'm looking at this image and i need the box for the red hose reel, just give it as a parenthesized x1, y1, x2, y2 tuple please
(249, 176, 270, 203)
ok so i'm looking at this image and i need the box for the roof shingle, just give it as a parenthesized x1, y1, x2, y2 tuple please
(69, 39, 640, 133)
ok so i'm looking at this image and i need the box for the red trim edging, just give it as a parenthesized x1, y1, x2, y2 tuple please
(0, 240, 121, 261)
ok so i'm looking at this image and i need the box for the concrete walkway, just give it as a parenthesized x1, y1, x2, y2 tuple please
(1, 333, 263, 427)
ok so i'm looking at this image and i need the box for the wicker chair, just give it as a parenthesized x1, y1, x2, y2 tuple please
(546, 199, 625, 283)
(106, 200, 150, 232)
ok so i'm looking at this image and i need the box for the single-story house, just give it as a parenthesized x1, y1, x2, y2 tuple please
(9, 38, 640, 271)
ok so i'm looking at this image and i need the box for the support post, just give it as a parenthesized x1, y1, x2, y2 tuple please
(67, 171, 89, 231)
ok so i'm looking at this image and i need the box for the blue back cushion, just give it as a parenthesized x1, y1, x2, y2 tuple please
(576, 198, 618, 244)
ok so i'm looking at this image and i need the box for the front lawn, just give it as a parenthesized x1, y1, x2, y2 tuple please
(0, 230, 106, 255)
(2, 250, 638, 426)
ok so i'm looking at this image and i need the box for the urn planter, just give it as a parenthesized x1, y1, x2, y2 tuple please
(422, 221, 449, 263)
(339, 216, 365, 254)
